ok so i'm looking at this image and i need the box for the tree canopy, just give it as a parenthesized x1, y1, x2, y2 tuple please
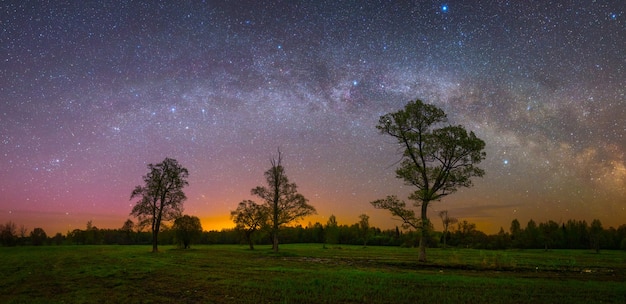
(173, 215, 202, 249)
(231, 200, 267, 250)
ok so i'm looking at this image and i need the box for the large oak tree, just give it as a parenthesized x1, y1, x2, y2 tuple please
(371, 99, 485, 262)
(130, 157, 189, 252)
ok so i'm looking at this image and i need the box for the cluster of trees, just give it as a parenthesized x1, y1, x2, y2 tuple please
(124, 99, 484, 258)
(5, 216, 626, 252)
(0, 217, 203, 247)
(503, 218, 626, 251)
(125, 152, 315, 252)
(3, 100, 625, 258)
(441, 218, 626, 251)
(0, 221, 52, 246)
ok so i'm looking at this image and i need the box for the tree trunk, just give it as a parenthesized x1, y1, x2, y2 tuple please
(272, 205, 279, 252)
(418, 234, 427, 262)
(152, 229, 159, 253)
(418, 201, 429, 262)
(272, 232, 279, 252)
(152, 213, 161, 253)
(245, 231, 255, 250)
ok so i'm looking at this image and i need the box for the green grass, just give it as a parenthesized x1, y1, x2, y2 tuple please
(1, 244, 625, 303)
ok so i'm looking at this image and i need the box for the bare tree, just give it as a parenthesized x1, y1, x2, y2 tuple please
(438, 210, 457, 249)
(372, 100, 486, 262)
(18, 225, 28, 237)
(18, 225, 28, 245)
(251, 150, 316, 252)
(130, 157, 189, 252)
(231, 200, 267, 250)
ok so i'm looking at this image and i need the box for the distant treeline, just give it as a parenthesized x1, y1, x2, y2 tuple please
(2, 218, 626, 251)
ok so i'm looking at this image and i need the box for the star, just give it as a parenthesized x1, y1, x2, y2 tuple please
(0, 1, 623, 235)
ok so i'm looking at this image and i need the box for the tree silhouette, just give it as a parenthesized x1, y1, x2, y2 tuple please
(130, 157, 189, 252)
(30, 228, 47, 246)
(173, 215, 202, 249)
(121, 219, 136, 244)
(0, 221, 17, 247)
(358, 214, 371, 247)
(438, 210, 457, 249)
(325, 215, 339, 247)
(251, 150, 316, 252)
(590, 219, 603, 253)
(231, 200, 266, 250)
(539, 220, 560, 251)
(372, 99, 486, 262)
(523, 219, 540, 249)
(18, 225, 28, 245)
(510, 219, 522, 248)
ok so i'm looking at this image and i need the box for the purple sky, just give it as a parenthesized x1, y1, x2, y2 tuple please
(1, 1, 624, 234)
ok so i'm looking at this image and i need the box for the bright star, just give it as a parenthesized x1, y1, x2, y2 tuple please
(441, 5, 448, 12)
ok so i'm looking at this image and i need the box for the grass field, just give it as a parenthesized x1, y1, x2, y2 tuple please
(1, 244, 625, 303)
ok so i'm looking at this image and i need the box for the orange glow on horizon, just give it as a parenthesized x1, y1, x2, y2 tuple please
(200, 214, 235, 231)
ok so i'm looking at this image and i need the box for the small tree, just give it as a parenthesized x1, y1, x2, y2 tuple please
(523, 219, 540, 249)
(372, 100, 486, 262)
(30, 228, 47, 246)
(589, 219, 603, 253)
(0, 221, 17, 247)
(130, 157, 189, 252)
(510, 219, 522, 249)
(251, 150, 316, 252)
(453, 220, 479, 247)
(84, 220, 101, 245)
(325, 215, 339, 247)
(18, 225, 28, 245)
(539, 220, 560, 251)
(358, 214, 371, 247)
(438, 210, 457, 249)
(53, 233, 64, 245)
(173, 215, 202, 249)
(231, 200, 267, 250)
(121, 219, 136, 244)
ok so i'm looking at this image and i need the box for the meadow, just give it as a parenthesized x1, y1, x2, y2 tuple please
(1, 244, 625, 303)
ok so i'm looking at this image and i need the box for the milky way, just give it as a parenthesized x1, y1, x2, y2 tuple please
(1, 1, 624, 234)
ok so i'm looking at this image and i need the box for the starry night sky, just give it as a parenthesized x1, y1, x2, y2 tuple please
(1, 1, 624, 234)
